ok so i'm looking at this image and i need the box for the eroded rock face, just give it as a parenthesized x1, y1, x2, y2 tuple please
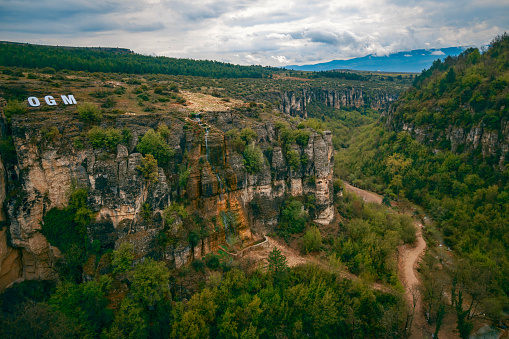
(1, 106, 335, 282)
(391, 117, 509, 170)
(280, 89, 399, 117)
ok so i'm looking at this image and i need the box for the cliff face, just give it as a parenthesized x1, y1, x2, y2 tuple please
(386, 112, 509, 170)
(279, 88, 399, 118)
(0, 106, 334, 284)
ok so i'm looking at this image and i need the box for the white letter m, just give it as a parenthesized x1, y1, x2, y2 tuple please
(61, 95, 77, 105)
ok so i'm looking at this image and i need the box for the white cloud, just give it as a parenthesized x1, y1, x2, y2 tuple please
(0, 0, 507, 66)
(431, 50, 446, 55)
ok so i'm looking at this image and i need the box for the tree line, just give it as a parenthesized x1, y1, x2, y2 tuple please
(0, 42, 278, 79)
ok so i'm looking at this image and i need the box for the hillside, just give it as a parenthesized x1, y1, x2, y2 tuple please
(337, 33, 509, 336)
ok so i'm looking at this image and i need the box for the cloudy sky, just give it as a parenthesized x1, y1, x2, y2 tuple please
(1, 0, 508, 66)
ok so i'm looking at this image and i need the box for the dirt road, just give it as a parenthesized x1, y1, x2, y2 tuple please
(344, 182, 430, 336)
(343, 182, 383, 204)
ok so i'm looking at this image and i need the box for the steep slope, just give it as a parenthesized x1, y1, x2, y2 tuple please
(0, 72, 335, 284)
(336, 34, 509, 328)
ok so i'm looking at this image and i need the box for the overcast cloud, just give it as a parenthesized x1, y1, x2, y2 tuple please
(0, 0, 507, 66)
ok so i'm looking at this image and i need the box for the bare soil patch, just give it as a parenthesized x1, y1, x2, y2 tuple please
(180, 91, 244, 111)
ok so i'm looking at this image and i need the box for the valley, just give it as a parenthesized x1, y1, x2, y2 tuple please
(0, 35, 508, 338)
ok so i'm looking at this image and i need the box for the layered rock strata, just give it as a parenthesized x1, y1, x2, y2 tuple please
(0, 107, 334, 284)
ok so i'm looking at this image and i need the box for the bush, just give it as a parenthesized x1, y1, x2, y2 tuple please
(294, 129, 311, 146)
(137, 154, 159, 183)
(301, 226, 322, 253)
(278, 199, 308, 235)
(87, 126, 123, 150)
(240, 127, 257, 144)
(205, 254, 220, 269)
(3, 100, 27, 122)
(112, 242, 134, 274)
(243, 144, 264, 174)
(192, 259, 205, 271)
(286, 149, 300, 171)
(77, 103, 102, 123)
(137, 129, 174, 166)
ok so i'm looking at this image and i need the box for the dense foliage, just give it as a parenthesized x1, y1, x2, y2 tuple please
(1, 254, 407, 338)
(337, 34, 509, 310)
(393, 33, 509, 140)
(0, 42, 277, 78)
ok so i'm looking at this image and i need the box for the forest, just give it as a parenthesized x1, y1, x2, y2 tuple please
(336, 33, 509, 334)
(0, 42, 277, 79)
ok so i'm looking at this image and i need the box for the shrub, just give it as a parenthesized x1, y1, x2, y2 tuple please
(243, 144, 264, 174)
(205, 254, 220, 269)
(192, 259, 205, 271)
(294, 129, 311, 146)
(278, 199, 309, 235)
(41, 126, 61, 143)
(112, 242, 134, 274)
(137, 154, 159, 183)
(102, 97, 116, 108)
(77, 103, 102, 123)
(137, 129, 174, 166)
(240, 127, 257, 144)
(113, 86, 125, 95)
(301, 226, 322, 253)
(158, 124, 170, 139)
(286, 150, 300, 171)
(87, 126, 123, 150)
(3, 100, 27, 122)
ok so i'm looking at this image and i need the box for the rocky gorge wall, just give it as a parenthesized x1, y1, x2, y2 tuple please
(386, 113, 509, 170)
(279, 88, 399, 118)
(0, 105, 334, 287)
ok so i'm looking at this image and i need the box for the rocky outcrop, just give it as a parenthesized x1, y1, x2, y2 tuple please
(0, 105, 335, 283)
(0, 97, 23, 290)
(279, 88, 399, 117)
(395, 118, 509, 170)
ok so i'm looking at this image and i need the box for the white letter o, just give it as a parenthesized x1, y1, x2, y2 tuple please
(28, 97, 40, 107)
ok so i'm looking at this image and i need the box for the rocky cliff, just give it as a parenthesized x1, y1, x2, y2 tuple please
(390, 119, 509, 170)
(279, 88, 399, 118)
(0, 105, 334, 286)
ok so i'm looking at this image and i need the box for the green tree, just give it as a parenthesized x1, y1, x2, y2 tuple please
(137, 129, 174, 166)
(240, 127, 257, 144)
(77, 103, 102, 123)
(267, 247, 289, 285)
(301, 226, 322, 254)
(49, 277, 113, 337)
(137, 154, 159, 183)
(278, 199, 308, 235)
(386, 153, 412, 199)
(131, 258, 171, 308)
(243, 144, 264, 174)
(112, 242, 135, 275)
(286, 149, 300, 171)
(106, 298, 148, 339)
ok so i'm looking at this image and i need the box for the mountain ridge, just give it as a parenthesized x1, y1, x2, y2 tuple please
(287, 46, 468, 73)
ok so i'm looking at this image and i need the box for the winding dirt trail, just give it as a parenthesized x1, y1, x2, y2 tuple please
(343, 182, 429, 336)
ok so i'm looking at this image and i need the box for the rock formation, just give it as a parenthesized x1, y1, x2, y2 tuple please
(279, 88, 399, 118)
(0, 104, 335, 287)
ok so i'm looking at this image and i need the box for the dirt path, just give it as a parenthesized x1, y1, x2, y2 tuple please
(399, 224, 428, 335)
(344, 182, 429, 336)
(343, 182, 383, 204)
(242, 236, 392, 293)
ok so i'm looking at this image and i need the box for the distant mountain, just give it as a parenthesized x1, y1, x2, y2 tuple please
(287, 47, 467, 73)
